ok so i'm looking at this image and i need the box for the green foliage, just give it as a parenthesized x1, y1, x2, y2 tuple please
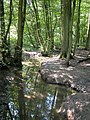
(0, 0, 90, 62)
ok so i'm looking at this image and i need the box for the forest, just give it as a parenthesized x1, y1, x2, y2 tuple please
(0, 0, 90, 66)
(0, 0, 90, 120)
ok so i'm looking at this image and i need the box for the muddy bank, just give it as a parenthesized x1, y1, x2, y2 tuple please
(39, 50, 90, 120)
(40, 58, 90, 92)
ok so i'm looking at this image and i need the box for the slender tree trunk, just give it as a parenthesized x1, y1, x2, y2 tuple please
(5, 0, 13, 61)
(15, 0, 26, 66)
(67, 0, 76, 64)
(48, 0, 56, 52)
(0, 0, 13, 63)
(14, 67, 26, 120)
(44, 0, 50, 54)
(43, 0, 57, 55)
(85, 13, 90, 49)
(4, 0, 13, 42)
(0, 0, 5, 62)
(73, 0, 81, 55)
(66, 0, 72, 65)
(32, 0, 45, 51)
(51, 16, 57, 50)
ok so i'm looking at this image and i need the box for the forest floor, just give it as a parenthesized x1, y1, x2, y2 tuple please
(38, 49, 90, 120)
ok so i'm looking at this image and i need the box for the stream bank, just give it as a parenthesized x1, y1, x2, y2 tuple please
(39, 49, 90, 120)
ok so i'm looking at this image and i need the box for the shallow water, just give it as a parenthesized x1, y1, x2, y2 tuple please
(0, 59, 74, 120)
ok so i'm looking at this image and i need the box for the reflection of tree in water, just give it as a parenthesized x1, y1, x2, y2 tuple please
(0, 67, 26, 120)
(14, 67, 26, 120)
(0, 69, 13, 119)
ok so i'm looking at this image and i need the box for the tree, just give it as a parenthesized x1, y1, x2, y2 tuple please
(73, 0, 81, 55)
(0, 0, 13, 64)
(26, 0, 58, 55)
(67, 0, 76, 63)
(43, 0, 57, 55)
(0, 0, 90, 66)
(60, 0, 70, 58)
(85, 13, 90, 49)
(60, 0, 73, 62)
(14, 0, 27, 66)
(60, 0, 82, 65)
(14, 67, 26, 120)
(0, 0, 5, 62)
(32, 0, 44, 45)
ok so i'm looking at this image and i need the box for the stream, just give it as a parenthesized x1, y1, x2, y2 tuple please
(0, 58, 75, 120)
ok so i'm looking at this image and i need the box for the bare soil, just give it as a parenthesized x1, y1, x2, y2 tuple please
(39, 49, 90, 120)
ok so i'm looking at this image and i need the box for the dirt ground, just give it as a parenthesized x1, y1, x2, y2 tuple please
(39, 49, 90, 120)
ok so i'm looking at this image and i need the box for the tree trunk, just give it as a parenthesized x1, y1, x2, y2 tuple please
(14, 67, 26, 120)
(73, 0, 81, 55)
(67, 0, 76, 64)
(14, 0, 26, 66)
(4, 0, 13, 62)
(60, 0, 76, 66)
(32, 0, 45, 51)
(0, 0, 5, 62)
(85, 13, 90, 49)
(0, 0, 13, 63)
(42, 0, 57, 55)
(44, 0, 51, 54)
(60, 0, 70, 58)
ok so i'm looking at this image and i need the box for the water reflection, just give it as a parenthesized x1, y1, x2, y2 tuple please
(8, 59, 74, 120)
(0, 59, 74, 120)
(0, 69, 13, 119)
(14, 67, 26, 120)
